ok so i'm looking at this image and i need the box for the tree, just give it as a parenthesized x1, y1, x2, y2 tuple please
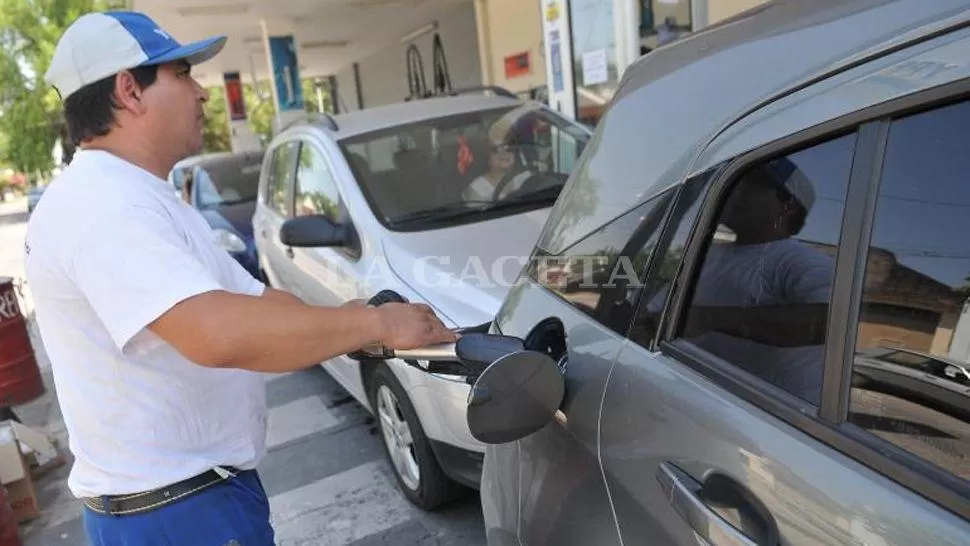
(200, 77, 330, 154)
(0, 0, 123, 177)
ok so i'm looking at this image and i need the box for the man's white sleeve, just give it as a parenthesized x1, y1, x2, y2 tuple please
(70, 205, 225, 351)
(214, 244, 266, 297)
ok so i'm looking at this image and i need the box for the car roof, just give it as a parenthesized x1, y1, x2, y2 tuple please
(173, 150, 264, 170)
(535, 0, 970, 255)
(613, 0, 969, 186)
(287, 94, 527, 140)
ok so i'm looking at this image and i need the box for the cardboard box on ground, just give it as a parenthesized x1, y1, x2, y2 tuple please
(0, 420, 65, 523)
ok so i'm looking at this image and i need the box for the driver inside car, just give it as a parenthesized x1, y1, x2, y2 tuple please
(462, 140, 533, 201)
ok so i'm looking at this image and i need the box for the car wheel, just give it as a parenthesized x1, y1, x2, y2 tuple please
(368, 362, 464, 510)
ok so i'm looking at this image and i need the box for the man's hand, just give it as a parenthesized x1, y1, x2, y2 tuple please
(375, 302, 456, 350)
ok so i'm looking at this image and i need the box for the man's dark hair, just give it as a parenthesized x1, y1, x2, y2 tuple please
(63, 65, 159, 147)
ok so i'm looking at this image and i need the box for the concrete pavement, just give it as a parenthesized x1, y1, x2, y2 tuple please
(0, 197, 487, 545)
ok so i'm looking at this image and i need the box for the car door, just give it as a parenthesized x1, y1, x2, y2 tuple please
(598, 92, 970, 544)
(254, 140, 299, 292)
(486, 184, 679, 545)
(287, 137, 367, 399)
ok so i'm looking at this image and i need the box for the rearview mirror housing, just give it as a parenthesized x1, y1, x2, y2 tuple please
(280, 215, 353, 248)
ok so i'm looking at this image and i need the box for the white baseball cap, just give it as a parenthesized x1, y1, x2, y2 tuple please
(45, 11, 226, 100)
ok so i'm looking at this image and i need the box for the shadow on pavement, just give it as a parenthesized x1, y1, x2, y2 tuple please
(0, 208, 28, 226)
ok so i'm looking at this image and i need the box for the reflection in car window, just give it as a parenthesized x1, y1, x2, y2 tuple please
(295, 143, 341, 221)
(337, 104, 589, 227)
(673, 133, 856, 406)
(530, 189, 675, 335)
(849, 101, 970, 482)
(268, 143, 298, 217)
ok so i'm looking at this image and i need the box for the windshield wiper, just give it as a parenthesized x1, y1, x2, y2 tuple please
(387, 187, 561, 226)
(388, 201, 492, 225)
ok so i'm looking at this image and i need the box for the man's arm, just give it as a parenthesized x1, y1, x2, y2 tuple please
(69, 205, 453, 375)
(262, 287, 303, 305)
(148, 290, 454, 374)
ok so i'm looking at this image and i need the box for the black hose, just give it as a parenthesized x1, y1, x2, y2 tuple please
(431, 33, 452, 95)
(405, 44, 428, 101)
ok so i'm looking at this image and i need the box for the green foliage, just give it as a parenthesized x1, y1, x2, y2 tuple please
(201, 77, 332, 154)
(0, 0, 332, 169)
(0, 0, 125, 176)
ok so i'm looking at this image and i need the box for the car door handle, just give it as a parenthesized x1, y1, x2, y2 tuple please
(285, 247, 294, 259)
(657, 462, 780, 546)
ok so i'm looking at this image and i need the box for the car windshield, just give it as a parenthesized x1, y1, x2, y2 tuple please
(195, 155, 263, 208)
(337, 104, 590, 229)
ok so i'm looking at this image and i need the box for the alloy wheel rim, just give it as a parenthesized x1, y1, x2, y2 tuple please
(376, 385, 421, 490)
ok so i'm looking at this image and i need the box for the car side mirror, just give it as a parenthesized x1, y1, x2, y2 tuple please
(466, 349, 564, 444)
(280, 215, 352, 248)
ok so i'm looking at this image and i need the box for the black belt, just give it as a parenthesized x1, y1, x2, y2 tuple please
(82, 467, 241, 516)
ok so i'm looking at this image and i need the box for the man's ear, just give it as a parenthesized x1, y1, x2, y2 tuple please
(114, 70, 148, 115)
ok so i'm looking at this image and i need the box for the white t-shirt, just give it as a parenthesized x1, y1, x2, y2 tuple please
(649, 238, 834, 405)
(24, 149, 268, 498)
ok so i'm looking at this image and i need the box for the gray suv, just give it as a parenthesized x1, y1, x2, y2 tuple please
(358, 1, 970, 544)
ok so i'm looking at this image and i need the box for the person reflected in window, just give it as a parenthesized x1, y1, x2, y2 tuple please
(649, 158, 834, 404)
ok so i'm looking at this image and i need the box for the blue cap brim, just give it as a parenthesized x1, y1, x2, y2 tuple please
(146, 35, 227, 66)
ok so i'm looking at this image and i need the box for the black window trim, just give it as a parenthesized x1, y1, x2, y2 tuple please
(655, 77, 970, 520)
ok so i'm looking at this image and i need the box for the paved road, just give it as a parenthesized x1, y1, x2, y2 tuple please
(0, 197, 487, 545)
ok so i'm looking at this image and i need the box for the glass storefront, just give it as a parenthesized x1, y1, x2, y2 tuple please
(639, 0, 692, 54)
(570, 0, 620, 125)
(538, 0, 709, 127)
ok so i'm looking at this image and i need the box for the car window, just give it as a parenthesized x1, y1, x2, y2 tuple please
(848, 99, 970, 482)
(267, 142, 298, 217)
(194, 155, 263, 208)
(530, 188, 675, 335)
(672, 133, 857, 406)
(295, 142, 341, 221)
(337, 104, 590, 229)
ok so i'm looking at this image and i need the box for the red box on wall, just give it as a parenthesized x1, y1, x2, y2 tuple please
(504, 52, 530, 79)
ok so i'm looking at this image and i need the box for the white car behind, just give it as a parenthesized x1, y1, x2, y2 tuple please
(254, 90, 590, 509)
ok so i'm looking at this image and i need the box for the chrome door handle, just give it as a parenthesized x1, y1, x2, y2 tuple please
(657, 463, 779, 546)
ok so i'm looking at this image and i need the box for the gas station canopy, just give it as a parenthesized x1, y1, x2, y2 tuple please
(130, 0, 470, 88)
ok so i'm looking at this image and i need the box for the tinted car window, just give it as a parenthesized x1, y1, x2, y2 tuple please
(195, 154, 263, 208)
(672, 133, 856, 406)
(848, 100, 970, 481)
(267, 142, 298, 216)
(295, 143, 341, 221)
(530, 189, 675, 335)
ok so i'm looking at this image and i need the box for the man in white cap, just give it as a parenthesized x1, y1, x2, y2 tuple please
(26, 10, 455, 545)
(642, 156, 834, 406)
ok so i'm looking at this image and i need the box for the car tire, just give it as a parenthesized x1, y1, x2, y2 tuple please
(368, 362, 465, 510)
